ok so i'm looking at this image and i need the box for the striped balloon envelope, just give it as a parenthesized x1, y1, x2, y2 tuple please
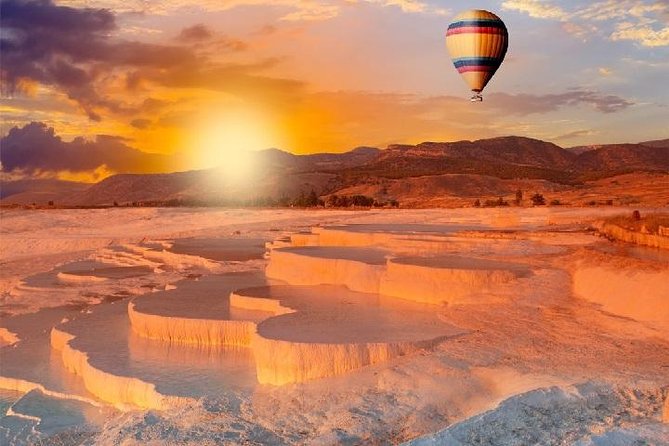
(446, 10, 508, 101)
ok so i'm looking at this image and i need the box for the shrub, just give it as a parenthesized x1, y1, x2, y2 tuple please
(531, 193, 546, 206)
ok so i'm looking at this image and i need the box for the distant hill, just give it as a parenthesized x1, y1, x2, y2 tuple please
(344, 136, 578, 184)
(0, 179, 89, 204)
(2, 136, 668, 207)
(59, 167, 340, 206)
(257, 146, 380, 172)
(576, 144, 669, 174)
(566, 145, 597, 155)
(640, 138, 669, 149)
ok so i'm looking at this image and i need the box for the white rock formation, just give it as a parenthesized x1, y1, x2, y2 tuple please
(128, 301, 257, 347)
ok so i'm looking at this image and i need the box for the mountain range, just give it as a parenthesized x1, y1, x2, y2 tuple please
(2, 136, 668, 208)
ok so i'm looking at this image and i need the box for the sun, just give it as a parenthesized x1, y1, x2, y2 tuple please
(190, 107, 282, 184)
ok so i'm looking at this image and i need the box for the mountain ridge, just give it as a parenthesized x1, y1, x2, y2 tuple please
(2, 135, 668, 207)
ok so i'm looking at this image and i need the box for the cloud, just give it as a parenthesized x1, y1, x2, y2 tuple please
(177, 24, 214, 42)
(610, 21, 669, 46)
(0, 0, 195, 119)
(130, 118, 152, 129)
(176, 24, 248, 52)
(553, 129, 598, 141)
(577, 0, 667, 21)
(598, 67, 614, 76)
(0, 122, 171, 174)
(561, 22, 599, 41)
(0, 0, 298, 122)
(353, 0, 446, 15)
(501, 0, 568, 20)
(502, 0, 669, 47)
(58, 0, 447, 21)
(487, 90, 633, 115)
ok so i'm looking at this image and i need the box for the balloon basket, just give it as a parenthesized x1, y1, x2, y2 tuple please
(470, 93, 483, 102)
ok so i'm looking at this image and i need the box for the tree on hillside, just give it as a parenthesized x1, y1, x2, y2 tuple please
(326, 195, 339, 207)
(306, 189, 319, 207)
(531, 193, 546, 206)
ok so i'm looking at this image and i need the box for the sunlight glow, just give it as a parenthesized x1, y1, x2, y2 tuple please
(190, 107, 281, 184)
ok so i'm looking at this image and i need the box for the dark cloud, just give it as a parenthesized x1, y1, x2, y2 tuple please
(177, 24, 248, 52)
(0, 0, 272, 121)
(1, 0, 115, 118)
(554, 129, 597, 141)
(0, 122, 171, 173)
(130, 118, 151, 129)
(487, 90, 633, 115)
(178, 24, 213, 42)
(253, 24, 278, 36)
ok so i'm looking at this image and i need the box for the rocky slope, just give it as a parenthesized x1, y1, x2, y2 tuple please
(3, 136, 668, 207)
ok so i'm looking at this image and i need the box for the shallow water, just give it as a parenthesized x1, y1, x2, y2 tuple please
(594, 242, 669, 264)
(65, 295, 259, 399)
(168, 237, 267, 261)
(0, 389, 106, 445)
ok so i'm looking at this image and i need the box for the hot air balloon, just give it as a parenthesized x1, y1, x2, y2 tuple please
(446, 10, 508, 102)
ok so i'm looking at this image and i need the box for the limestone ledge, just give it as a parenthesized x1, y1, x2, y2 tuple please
(0, 327, 20, 346)
(126, 287, 445, 386)
(265, 248, 385, 295)
(267, 248, 525, 305)
(252, 334, 443, 386)
(128, 301, 257, 347)
(380, 258, 523, 305)
(56, 271, 108, 283)
(0, 375, 103, 409)
(594, 222, 669, 250)
(50, 325, 182, 410)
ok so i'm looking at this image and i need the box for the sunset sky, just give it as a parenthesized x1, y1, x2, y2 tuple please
(1, 0, 668, 181)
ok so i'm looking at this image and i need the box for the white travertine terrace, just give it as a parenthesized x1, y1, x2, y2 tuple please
(127, 272, 271, 347)
(252, 335, 433, 386)
(127, 278, 458, 387)
(50, 326, 174, 410)
(128, 301, 258, 347)
(595, 221, 669, 250)
(231, 285, 459, 385)
(228, 293, 294, 316)
(314, 225, 464, 249)
(2, 209, 668, 443)
(265, 246, 388, 294)
(56, 271, 109, 283)
(573, 266, 669, 332)
(380, 256, 528, 305)
(121, 227, 530, 388)
(267, 246, 528, 305)
(0, 327, 19, 346)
